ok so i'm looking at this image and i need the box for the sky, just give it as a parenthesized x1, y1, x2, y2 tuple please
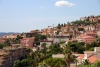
(0, 0, 100, 32)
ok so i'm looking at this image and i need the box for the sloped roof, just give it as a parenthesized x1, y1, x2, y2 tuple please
(82, 35, 95, 39)
(86, 31, 97, 35)
(88, 55, 100, 63)
(78, 54, 84, 59)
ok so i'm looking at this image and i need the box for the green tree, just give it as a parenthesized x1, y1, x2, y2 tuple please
(83, 60, 90, 65)
(12, 35, 23, 44)
(5, 39, 11, 46)
(41, 43, 47, 59)
(67, 41, 85, 53)
(0, 44, 3, 49)
(91, 42, 98, 47)
(40, 35, 47, 40)
(64, 23, 66, 27)
(29, 52, 38, 67)
(40, 58, 67, 67)
(35, 41, 40, 45)
(78, 61, 100, 67)
(13, 60, 21, 67)
(41, 43, 46, 48)
(38, 62, 49, 67)
(96, 37, 100, 46)
(69, 43, 77, 53)
(78, 28, 84, 31)
(21, 59, 29, 67)
(49, 44, 63, 54)
(61, 24, 64, 27)
(63, 46, 77, 67)
(57, 23, 61, 29)
(92, 61, 100, 67)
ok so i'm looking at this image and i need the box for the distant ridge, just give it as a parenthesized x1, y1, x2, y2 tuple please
(0, 32, 20, 37)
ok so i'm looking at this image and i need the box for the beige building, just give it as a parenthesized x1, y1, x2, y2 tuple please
(40, 40, 53, 48)
(80, 17, 87, 21)
(0, 46, 28, 67)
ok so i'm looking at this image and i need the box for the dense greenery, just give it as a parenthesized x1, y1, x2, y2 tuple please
(78, 61, 100, 67)
(0, 39, 11, 49)
(73, 20, 91, 26)
(13, 41, 78, 67)
(13, 59, 33, 67)
(11, 35, 23, 44)
(0, 44, 3, 49)
(0, 35, 23, 49)
(34, 34, 47, 45)
(48, 43, 63, 54)
(57, 23, 66, 29)
(39, 58, 67, 67)
(13, 39, 100, 67)
(67, 38, 100, 53)
(67, 41, 85, 53)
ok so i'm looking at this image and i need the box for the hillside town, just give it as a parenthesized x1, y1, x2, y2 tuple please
(0, 15, 100, 67)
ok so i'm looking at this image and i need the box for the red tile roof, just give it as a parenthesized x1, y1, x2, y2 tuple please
(78, 54, 84, 59)
(79, 34, 85, 37)
(82, 35, 95, 39)
(77, 34, 95, 39)
(86, 31, 97, 35)
(88, 55, 100, 63)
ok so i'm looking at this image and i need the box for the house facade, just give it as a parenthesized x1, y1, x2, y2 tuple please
(40, 40, 53, 48)
(76, 34, 96, 44)
(20, 37, 34, 48)
(85, 31, 97, 37)
(0, 47, 28, 67)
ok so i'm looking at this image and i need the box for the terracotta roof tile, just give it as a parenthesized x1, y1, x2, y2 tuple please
(78, 54, 84, 58)
(82, 36, 95, 39)
(86, 31, 97, 34)
(88, 55, 100, 63)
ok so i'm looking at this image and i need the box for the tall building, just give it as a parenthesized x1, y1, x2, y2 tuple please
(0, 46, 29, 67)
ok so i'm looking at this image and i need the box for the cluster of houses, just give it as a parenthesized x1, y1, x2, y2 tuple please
(52, 47, 100, 67)
(77, 47, 100, 64)
(0, 15, 100, 48)
(0, 15, 100, 67)
(80, 15, 100, 22)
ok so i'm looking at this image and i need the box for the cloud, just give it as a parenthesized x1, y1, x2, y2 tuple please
(55, 0, 75, 7)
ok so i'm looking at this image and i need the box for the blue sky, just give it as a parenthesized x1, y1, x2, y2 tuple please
(0, 0, 100, 32)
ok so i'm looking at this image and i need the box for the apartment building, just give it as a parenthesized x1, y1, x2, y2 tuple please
(0, 46, 28, 67)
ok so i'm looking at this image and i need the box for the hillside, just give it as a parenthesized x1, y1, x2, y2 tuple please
(0, 32, 20, 37)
